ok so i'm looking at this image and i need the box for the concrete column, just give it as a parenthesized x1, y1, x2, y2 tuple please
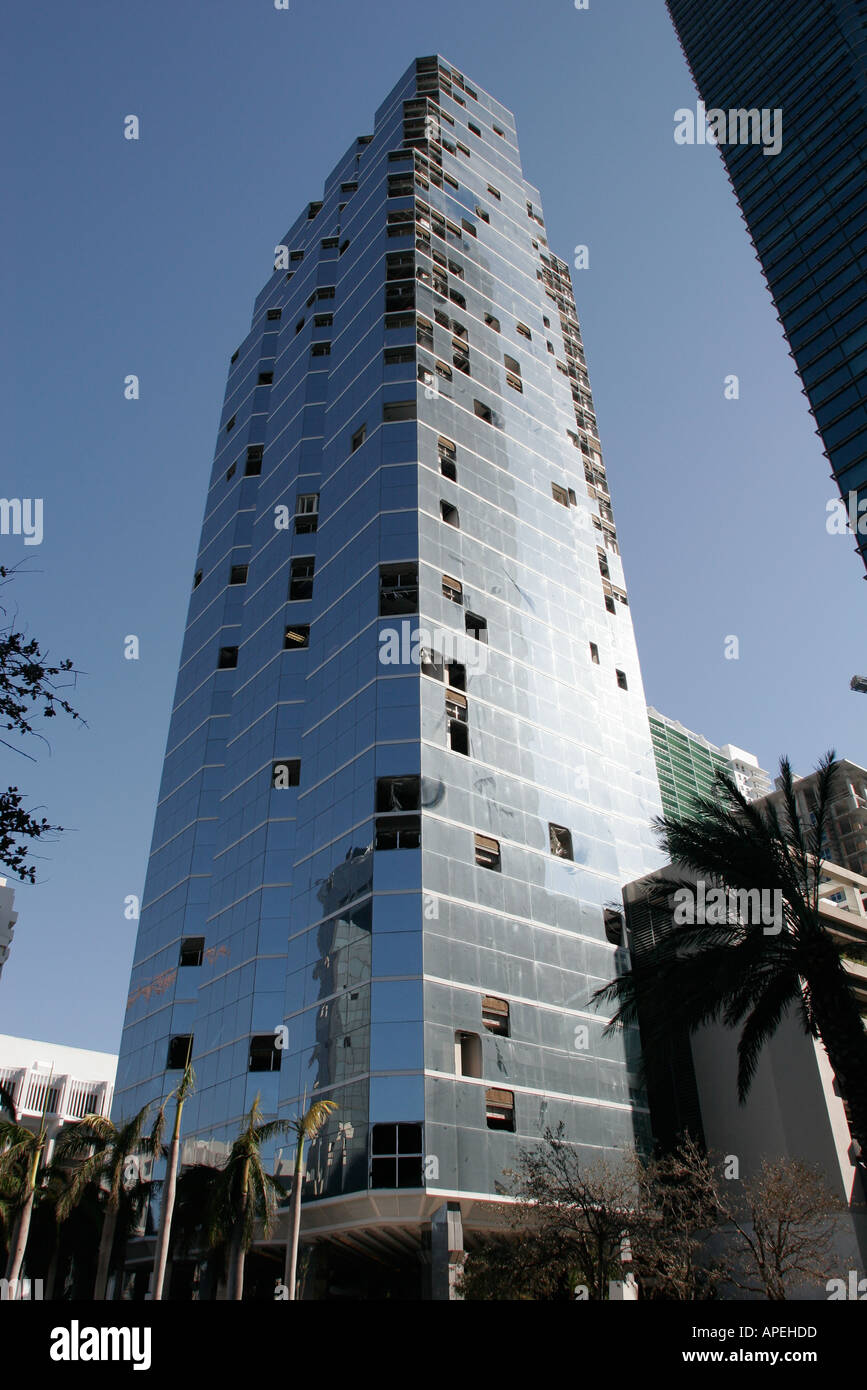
(430, 1201, 464, 1301)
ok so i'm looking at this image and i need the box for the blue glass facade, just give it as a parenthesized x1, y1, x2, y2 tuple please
(114, 56, 663, 1269)
(668, 0, 867, 575)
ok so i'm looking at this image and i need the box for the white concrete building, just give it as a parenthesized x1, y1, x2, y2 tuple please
(0, 1034, 117, 1157)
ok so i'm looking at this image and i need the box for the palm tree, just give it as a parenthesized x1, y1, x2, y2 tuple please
(213, 1096, 289, 1300)
(594, 752, 867, 1172)
(152, 1058, 195, 1300)
(282, 1097, 337, 1300)
(55, 1100, 165, 1300)
(0, 1074, 53, 1288)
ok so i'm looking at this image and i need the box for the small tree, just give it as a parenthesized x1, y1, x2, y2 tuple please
(0, 564, 82, 882)
(634, 1135, 724, 1300)
(717, 1158, 843, 1300)
(55, 1101, 165, 1300)
(213, 1097, 288, 1301)
(151, 1058, 195, 1300)
(283, 1098, 337, 1300)
(461, 1125, 642, 1300)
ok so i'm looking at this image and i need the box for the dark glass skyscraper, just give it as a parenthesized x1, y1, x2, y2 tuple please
(114, 55, 662, 1298)
(668, 0, 867, 576)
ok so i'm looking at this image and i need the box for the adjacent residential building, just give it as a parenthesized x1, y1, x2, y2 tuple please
(667, 0, 867, 576)
(0, 1034, 116, 1158)
(647, 707, 771, 821)
(113, 56, 664, 1298)
(758, 758, 867, 878)
(0, 878, 17, 981)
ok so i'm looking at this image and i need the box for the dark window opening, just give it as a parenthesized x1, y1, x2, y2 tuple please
(249, 1035, 282, 1073)
(383, 400, 416, 422)
(179, 937, 204, 968)
(230, 349, 240, 363)
(245, 445, 264, 476)
(465, 612, 487, 642)
(229, 564, 248, 585)
(442, 573, 462, 604)
(589, 642, 599, 665)
(258, 371, 274, 385)
(218, 646, 238, 670)
(379, 564, 419, 616)
(226, 415, 236, 432)
(266, 308, 281, 321)
(440, 500, 460, 528)
(166, 1035, 193, 1071)
(604, 908, 624, 946)
(193, 570, 203, 589)
(549, 823, 573, 860)
(447, 661, 466, 691)
(273, 759, 301, 789)
(616, 669, 628, 691)
(351, 424, 367, 452)
(284, 624, 310, 650)
(375, 813, 421, 851)
(552, 483, 569, 507)
(226, 463, 236, 482)
(289, 556, 315, 601)
(376, 775, 420, 812)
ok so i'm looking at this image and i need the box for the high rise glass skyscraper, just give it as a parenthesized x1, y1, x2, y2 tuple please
(114, 55, 662, 1297)
(667, 0, 867, 577)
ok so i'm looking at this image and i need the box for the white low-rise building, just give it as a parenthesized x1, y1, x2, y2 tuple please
(0, 1034, 117, 1157)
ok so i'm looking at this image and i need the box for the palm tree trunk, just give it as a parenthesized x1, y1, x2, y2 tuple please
(283, 1131, 306, 1300)
(94, 1203, 119, 1300)
(152, 1102, 183, 1299)
(5, 1185, 35, 1287)
(227, 1157, 250, 1301)
(5, 1138, 42, 1285)
(807, 952, 867, 1168)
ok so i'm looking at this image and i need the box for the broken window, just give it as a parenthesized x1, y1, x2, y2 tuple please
(229, 564, 248, 585)
(289, 556, 315, 601)
(440, 500, 459, 528)
(258, 371, 273, 385)
(166, 1035, 193, 1071)
(474, 399, 493, 424)
(273, 759, 301, 789)
(295, 494, 319, 534)
(482, 996, 510, 1036)
(474, 833, 501, 871)
(552, 483, 570, 507)
(447, 660, 466, 691)
(374, 814, 421, 850)
(485, 1088, 515, 1131)
(455, 1031, 482, 1078)
(589, 642, 599, 665)
(548, 823, 574, 860)
(442, 573, 463, 604)
(616, 669, 628, 691)
(485, 312, 501, 332)
(370, 1123, 423, 1188)
(465, 612, 487, 643)
(217, 646, 238, 670)
(249, 1035, 282, 1073)
(604, 908, 624, 946)
(179, 937, 205, 967)
(379, 564, 419, 616)
(515, 322, 531, 340)
(245, 445, 264, 476)
(376, 776, 421, 812)
(284, 624, 310, 650)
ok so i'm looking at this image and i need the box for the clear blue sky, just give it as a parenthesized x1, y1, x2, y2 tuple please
(2, 0, 863, 1054)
